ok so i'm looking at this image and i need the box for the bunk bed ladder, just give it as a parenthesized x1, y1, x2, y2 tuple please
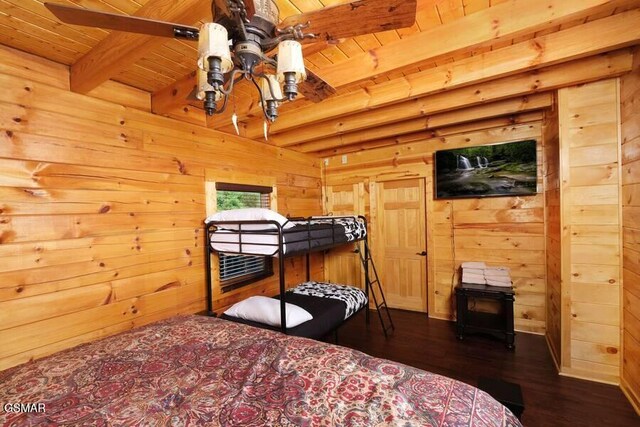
(358, 240, 395, 338)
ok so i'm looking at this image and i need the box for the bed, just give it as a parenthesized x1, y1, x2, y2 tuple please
(0, 315, 522, 426)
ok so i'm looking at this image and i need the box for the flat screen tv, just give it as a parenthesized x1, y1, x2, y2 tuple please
(434, 139, 537, 199)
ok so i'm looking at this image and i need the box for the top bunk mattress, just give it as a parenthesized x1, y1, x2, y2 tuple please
(209, 217, 366, 256)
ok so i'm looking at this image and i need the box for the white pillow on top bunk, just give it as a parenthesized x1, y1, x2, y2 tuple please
(224, 296, 313, 328)
(205, 208, 295, 230)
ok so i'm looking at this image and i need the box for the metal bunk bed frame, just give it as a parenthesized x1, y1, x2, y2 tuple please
(204, 215, 394, 337)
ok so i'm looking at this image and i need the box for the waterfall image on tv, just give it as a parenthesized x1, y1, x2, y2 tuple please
(434, 139, 537, 199)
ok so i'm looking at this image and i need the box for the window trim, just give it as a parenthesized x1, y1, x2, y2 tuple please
(215, 182, 273, 194)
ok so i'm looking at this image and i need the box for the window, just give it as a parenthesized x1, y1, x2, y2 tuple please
(216, 182, 273, 292)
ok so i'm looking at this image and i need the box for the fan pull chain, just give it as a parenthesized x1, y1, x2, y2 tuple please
(231, 95, 240, 135)
(263, 120, 269, 141)
(231, 113, 240, 135)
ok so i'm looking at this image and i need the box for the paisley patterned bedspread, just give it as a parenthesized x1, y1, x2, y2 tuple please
(0, 316, 521, 426)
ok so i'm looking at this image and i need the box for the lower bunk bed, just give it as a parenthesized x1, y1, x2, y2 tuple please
(0, 315, 522, 426)
(220, 281, 368, 340)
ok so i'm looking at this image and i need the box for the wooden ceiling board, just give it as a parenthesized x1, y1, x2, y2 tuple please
(396, 21, 422, 39)
(435, 0, 465, 24)
(351, 33, 382, 51)
(114, 62, 176, 89)
(1, 0, 637, 157)
(318, 45, 348, 64)
(288, 0, 324, 13)
(0, 9, 91, 55)
(273, 0, 303, 20)
(136, 54, 191, 80)
(333, 38, 364, 57)
(0, 20, 79, 63)
(414, 1, 441, 31)
(1, 0, 103, 46)
(462, 0, 490, 15)
(373, 30, 402, 46)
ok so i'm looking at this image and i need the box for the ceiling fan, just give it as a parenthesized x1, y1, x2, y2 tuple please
(44, 0, 417, 125)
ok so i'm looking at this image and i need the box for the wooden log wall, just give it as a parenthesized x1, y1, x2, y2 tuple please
(620, 49, 640, 413)
(557, 79, 622, 384)
(0, 46, 322, 371)
(543, 106, 562, 367)
(324, 119, 547, 334)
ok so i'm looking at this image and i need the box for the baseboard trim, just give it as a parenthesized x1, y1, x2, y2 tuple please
(621, 376, 640, 415)
(559, 367, 619, 386)
(545, 333, 561, 373)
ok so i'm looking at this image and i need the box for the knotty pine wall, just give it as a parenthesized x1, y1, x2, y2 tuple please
(324, 118, 547, 334)
(556, 79, 622, 384)
(621, 49, 640, 412)
(543, 107, 562, 367)
(0, 46, 322, 371)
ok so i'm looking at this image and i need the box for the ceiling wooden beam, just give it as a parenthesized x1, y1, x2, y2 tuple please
(223, 0, 632, 125)
(256, 49, 632, 146)
(323, 122, 540, 173)
(242, 8, 640, 140)
(314, 112, 544, 158)
(317, 0, 631, 88)
(151, 70, 197, 115)
(291, 92, 552, 153)
(70, 0, 210, 94)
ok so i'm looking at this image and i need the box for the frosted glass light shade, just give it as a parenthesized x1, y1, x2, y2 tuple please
(277, 40, 306, 83)
(261, 75, 283, 103)
(197, 23, 233, 73)
(196, 69, 222, 101)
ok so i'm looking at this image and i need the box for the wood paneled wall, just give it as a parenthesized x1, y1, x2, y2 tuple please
(557, 79, 622, 384)
(324, 120, 546, 333)
(621, 49, 640, 413)
(0, 46, 322, 371)
(543, 106, 562, 367)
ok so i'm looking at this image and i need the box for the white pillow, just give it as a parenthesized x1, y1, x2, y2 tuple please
(205, 208, 295, 230)
(223, 296, 313, 328)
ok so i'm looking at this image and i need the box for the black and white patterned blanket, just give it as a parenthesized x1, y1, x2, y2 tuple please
(290, 217, 367, 242)
(290, 281, 368, 319)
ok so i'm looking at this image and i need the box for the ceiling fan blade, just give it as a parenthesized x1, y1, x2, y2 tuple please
(299, 69, 336, 103)
(44, 3, 199, 40)
(278, 0, 416, 43)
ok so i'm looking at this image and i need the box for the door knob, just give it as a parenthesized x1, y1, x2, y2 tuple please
(416, 251, 427, 256)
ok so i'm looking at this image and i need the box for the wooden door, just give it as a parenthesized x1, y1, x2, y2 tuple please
(373, 178, 427, 312)
(323, 183, 365, 289)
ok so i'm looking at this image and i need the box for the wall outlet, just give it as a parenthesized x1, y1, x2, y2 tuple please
(341, 155, 348, 164)
(324, 158, 329, 166)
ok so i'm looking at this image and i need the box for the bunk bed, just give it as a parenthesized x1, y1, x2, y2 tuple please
(204, 209, 379, 339)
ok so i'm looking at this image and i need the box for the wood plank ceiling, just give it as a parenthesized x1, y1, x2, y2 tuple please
(0, 0, 639, 155)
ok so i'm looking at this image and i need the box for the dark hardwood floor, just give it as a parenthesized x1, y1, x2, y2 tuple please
(337, 309, 639, 427)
